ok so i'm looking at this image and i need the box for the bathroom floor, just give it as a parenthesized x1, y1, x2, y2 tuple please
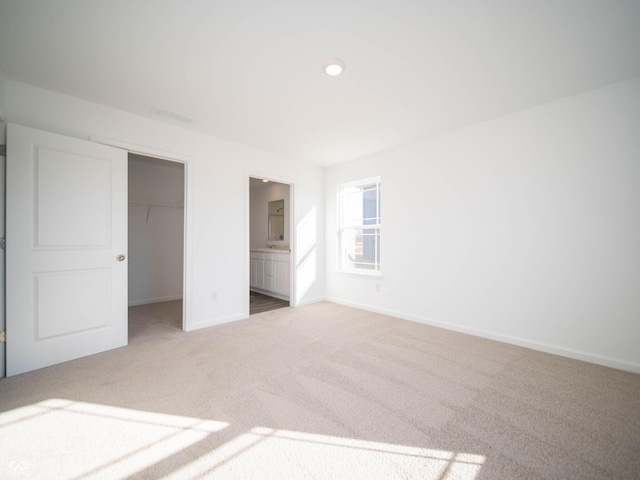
(250, 291, 289, 315)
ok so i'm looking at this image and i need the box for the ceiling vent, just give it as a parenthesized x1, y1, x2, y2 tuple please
(151, 105, 195, 124)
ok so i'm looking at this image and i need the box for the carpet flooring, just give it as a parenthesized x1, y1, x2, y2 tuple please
(1, 300, 639, 479)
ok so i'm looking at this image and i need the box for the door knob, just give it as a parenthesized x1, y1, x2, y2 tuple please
(116, 255, 126, 261)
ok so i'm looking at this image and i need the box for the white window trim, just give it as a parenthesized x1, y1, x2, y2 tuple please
(337, 176, 381, 276)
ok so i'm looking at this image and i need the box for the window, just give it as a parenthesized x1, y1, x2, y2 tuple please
(338, 177, 381, 274)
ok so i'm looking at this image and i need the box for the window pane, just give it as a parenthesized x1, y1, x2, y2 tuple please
(341, 227, 380, 271)
(363, 187, 379, 224)
(338, 178, 381, 273)
(343, 189, 364, 225)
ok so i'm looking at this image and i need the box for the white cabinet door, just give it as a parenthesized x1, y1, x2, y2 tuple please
(263, 254, 274, 291)
(250, 259, 258, 288)
(264, 257, 274, 276)
(6, 124, 128, 376)
(255, 260, 265, 289)
(264, 273, 275, 292)
(273, 260, 290, 296)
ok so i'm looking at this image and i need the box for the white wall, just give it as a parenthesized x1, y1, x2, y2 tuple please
(128, 154, 184, 306)
(325, 76, 640, 373)
(5, 80, 326, 329)
(250, 181, 290, 249)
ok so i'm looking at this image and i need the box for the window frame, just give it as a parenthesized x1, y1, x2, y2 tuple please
(337, 176, 381, 276)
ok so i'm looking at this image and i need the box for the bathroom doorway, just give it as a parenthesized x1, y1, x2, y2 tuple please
(249, 177, 293, 314)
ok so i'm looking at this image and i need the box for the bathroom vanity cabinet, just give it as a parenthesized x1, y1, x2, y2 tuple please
(250, 250, 290, 300)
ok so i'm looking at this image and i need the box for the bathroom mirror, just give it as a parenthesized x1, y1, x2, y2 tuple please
(268, 199, 285, 241)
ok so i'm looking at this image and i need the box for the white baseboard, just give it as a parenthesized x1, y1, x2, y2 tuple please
(294, 296, 326, 307)
(327, 297, 640, 374)
(184, 297, 327, 332)
(187, 312, 248, 332)
(128, 295, 183, 307)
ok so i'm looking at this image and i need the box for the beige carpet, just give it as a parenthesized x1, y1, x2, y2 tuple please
(1, 301, 639, 479)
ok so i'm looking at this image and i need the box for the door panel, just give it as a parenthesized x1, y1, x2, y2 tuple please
(6, 124, 128, 376)
(35, 268, 112, 339)
(36, 147, 112, 247)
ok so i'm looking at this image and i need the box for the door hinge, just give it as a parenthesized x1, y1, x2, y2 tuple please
(0, 238, 5, 250)
(0, 144, 5, 156)
(0, 331, 5, 343)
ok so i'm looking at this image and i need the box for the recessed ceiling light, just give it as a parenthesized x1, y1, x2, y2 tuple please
(262, 179, 269, 183)
(323, 58, 346, 76)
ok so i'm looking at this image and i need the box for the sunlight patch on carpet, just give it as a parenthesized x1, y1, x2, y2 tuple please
(0, 399, 485, 479)
(0, 399, 229, 479)
(168, 427, 486, 479)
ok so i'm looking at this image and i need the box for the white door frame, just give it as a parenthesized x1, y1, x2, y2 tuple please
(91, 136, 192, 331)
(0, 121, 6, 377)
(247, 173, 296, 310)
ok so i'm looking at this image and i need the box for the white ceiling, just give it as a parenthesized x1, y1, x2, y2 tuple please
(1, 0, 639, 166)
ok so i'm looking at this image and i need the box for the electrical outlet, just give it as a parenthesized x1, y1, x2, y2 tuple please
(211, 291, 218, 301)
(375, 283, 381, 293)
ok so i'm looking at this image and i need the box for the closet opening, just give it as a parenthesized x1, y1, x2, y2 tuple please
(128, 153, 185, 332)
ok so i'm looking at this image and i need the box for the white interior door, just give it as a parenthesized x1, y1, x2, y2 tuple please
(6, 123, 128, 376)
